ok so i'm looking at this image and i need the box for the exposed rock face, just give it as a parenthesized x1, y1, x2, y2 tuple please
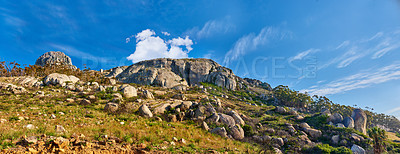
(35, 51, 76, 69)
(351, 109, 367, 135)
(44, 73, 80, 87)
(108, 58, 238, 90)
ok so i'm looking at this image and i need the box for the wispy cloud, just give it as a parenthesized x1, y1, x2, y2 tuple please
(223, 26, 291, 67)
(302, 62, 400, 96)
(387, 106, 400, 114)
(186, 16, 235, 39)
(289, 48, 320, 62)
(319, 30, 400, 69)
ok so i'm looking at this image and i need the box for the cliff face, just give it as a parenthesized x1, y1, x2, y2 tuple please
(108, 58, 242, 90)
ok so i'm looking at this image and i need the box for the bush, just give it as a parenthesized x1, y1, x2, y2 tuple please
(305, 144, 352, 154)
(242, 124, 254, 137)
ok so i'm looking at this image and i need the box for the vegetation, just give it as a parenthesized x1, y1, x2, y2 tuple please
(273, 85, 312, 108)
(368, 127, 387, 154)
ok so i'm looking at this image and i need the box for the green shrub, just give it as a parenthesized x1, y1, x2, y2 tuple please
(242, 124, 254, 137)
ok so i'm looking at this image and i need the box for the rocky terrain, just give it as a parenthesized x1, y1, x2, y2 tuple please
(0, 51, 400, 153)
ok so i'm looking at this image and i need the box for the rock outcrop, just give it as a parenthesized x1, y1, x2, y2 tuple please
(35, 51, 76, 69)
(107, 58, 239, 90)
(44, 73, 80, 87)
(351, 109, 367, 135)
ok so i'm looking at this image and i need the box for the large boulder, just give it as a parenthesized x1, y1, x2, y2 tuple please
(139, 105, 153, 118)
(44, 73, 80, 87)
(143, 90, 154, 99)
(121, 85, 137, 98)
(35, 51, 76, 69)
(351, 144, 365, 154)
(218, 113, 236, 127)
(343, 117, 355, 128)
(104, 103, 119, 113)
(330, 113, 343, 124)
(303, 127, 322, 138)
(210, 127, 228, 138)
(153, 103, 171, 115)
(351, 109, 367, 135)
(228, 125, 245, 140)
(228, 110, 245, 126)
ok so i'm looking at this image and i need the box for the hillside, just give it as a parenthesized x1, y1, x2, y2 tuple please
(0, 51, 400, 153)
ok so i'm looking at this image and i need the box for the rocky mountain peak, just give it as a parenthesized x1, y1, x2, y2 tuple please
(35, 51, 76, 69)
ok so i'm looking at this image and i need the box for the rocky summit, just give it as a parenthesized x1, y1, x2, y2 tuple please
(0, 51, 400, 153)
(35, 51, 77, 69)
(107, 58, 267, 91)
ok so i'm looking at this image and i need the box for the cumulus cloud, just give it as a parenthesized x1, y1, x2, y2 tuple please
(223, 27, 291, 66)
(126, 29, 193, 63)
(161, 31, 170, 36)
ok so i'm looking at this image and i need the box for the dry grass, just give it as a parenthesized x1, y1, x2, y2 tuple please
(0, 80, 263, 153)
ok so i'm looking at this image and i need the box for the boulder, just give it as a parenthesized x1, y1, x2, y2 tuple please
(210, 127, 228, 138)
(331, 113, 343, 123)
(275, 106, 287, 114)
(351, 109, 367, 135)
(179, 101, 193, 111)
(336, 123, 345, 128)
(104, 103, 119, 113)
(23, 136, 38, 144)
(218, 113, 236, 127)
(44, 73, 80, 87)
(35, 51, 76, 69)
(143, 90, 154, 99)
(300, 122, 311, 129)
(153, 103, 171, 115)
(343, 117, 355, 128)
(55, 125, 67, 133)
(228, 124, 245, 140)
(202, 121, 209, 131)
(121, 85, 137, 98)
(303, 128, 322, 138)
(228, 110, 245, 126)
(332, 135, 340, 144)
(139, 105, 153, 118)
(273, 138, 284, 147)
(351, 144, 365, 154)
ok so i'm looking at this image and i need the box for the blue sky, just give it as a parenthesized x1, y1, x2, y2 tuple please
(1, 0, 400, 118)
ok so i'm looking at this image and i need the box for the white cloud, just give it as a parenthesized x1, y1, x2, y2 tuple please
(223, 27, 291, 66)
(161, 32, 170, 36)
(187, 17, 235, 39)
(289, 48, 320, 62)
(336, 40, 350, 49)
(126, 29, 193, 63)
(302, 62, 400, 96)
(387, 107, 400, 114)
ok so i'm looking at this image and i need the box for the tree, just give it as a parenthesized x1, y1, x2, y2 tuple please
(368, 127, 387, 154)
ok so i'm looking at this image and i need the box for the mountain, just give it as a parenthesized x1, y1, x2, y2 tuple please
(0, 51, 400, 153)
(106, 58, 272, 91)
